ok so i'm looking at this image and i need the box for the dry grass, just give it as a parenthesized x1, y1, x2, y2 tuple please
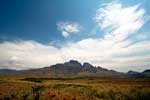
(0, 77, 150, 100)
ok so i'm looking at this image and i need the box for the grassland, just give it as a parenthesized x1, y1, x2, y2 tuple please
(0, 76, 150, 100)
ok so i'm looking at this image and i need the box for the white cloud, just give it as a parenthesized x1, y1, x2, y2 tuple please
(57, 21, 81, 38)
(95, 2, 145, 41)
(1, 39, 150, 72)
(0, 40, 63, 70)
(0, 2, 149, 72)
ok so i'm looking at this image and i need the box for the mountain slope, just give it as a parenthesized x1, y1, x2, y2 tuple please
(48, 60, 124, 77)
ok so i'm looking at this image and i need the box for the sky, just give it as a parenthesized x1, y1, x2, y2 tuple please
(0, 0, 150, 72)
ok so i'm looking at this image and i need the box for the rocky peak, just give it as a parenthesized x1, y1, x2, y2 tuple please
(82, 63, 96, 73)
(83, 63, 93, 68)
(64, 60, 82, 68)
(48, 60, 124, 77)
(69, 60, 80, 64)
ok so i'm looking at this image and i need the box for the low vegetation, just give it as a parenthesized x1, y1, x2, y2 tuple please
(0, 77, 150, 100)
(21, 77, 91, 83)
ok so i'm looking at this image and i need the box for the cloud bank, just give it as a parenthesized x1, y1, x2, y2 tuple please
(0, 2, 149, 72)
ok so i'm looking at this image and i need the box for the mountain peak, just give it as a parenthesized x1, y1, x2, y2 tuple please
(64, 60, 82, 67)
(83, 62, 93, 66)
(69, 60, 80, 64)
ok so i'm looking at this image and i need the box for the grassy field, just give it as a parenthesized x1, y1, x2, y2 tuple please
(0, 76, 150, 100)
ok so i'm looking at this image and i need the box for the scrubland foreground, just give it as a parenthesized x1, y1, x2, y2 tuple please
(0, 76, 150, 100)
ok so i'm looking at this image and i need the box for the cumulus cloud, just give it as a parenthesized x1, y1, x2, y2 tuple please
(0, 2, 149, 72)
(57, 21, 81, 38)
(0, 40, 63, 70)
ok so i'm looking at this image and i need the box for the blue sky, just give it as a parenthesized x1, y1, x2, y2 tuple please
(0, 0, 102, 44)
(0, 0, 150, 72)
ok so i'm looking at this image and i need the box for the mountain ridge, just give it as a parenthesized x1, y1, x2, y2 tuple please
(0, 60, 149, 78)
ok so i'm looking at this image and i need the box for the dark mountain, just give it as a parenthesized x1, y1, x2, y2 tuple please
(0, 60, 149, 78)
(126, 69, 150, 78)
(143, 69, 150, 73)
(82, 63, 97, 73)
(48, 60, 124, 77)
(142, 69, 150, 78)
(127, 70, 140, 75)
(126, 70, 144, 78)
(0, 69, 17, 74)
(50, 60, 83, 77)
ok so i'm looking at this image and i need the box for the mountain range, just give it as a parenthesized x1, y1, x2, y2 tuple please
(0, 60, 150, 78)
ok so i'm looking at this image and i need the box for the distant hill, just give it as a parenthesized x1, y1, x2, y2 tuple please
(0, 69, 17, 74)
(0, 60, 149, 78)
(126, 69, 150, 78)
(126, 70, 144, 78)
(142, 69, 150, 78)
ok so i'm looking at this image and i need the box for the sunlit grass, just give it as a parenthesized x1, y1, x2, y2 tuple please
(0, 77, 150, 100)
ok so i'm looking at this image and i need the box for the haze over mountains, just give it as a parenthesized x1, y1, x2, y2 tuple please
(0, 60, 149, 78)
